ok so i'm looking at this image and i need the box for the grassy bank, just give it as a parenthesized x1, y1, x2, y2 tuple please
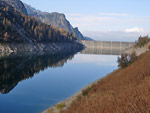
(60, 51, 150, 113)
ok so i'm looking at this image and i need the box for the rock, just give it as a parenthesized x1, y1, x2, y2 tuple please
(24, 3, 85, 40)
(2, 0, 28, 15)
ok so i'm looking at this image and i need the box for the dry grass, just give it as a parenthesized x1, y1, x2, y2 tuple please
(82, 87, 91, 96)
(47, 108, 53, 113)
(56, 102, 66, 110)
(61, 52, 150, 113)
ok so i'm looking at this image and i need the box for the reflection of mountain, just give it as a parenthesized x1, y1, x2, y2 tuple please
(0, 52, 77, 94)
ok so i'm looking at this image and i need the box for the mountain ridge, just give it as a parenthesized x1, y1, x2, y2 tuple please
(0, 0, 78, 43)
(24, 3, 86, 40)
(2, 0, 28, 15)
(1, 0, 90, 40)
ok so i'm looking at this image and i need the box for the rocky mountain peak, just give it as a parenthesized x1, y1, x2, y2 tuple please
(24, 3, 85, 40)
(2, 0, 28, 15)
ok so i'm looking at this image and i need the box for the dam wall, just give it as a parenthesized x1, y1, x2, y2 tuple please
(80, 40, 135, 49)
(80, 40, 136, 55)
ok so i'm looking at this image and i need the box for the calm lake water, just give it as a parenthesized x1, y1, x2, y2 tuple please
(0, 50, 118, 113)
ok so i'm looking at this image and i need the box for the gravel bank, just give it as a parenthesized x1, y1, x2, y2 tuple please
(0, 42, 84, 57)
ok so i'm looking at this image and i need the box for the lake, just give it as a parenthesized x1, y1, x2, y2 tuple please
(0, 50, 119, 113)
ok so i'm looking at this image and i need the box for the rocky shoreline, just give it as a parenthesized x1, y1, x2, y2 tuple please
(0, 42, 84, 58)
(125, 46, 149, 56)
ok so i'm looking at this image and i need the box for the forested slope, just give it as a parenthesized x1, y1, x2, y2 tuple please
(0, 1, 77, 43)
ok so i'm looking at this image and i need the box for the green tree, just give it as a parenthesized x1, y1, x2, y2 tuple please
(137, 35, 150, 47)
(117, 52, 137, 68)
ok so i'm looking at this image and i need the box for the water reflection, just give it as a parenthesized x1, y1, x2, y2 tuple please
(81, 47, 126, 55)
(0, 47, 119, 113)
(0, 52, 77, 94)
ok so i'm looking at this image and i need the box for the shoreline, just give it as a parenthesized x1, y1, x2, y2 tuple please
(0, 42, 84, 58)
(43, 46, 149, 113)
(42, 70, 118, 113)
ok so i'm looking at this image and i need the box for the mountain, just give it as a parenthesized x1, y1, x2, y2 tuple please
(1, 0, 87, 40)
(0, 1, 77, 43)
(84, 36, 94, 41)
(24, 3, 86, 40)
(2, 0, 28, 15)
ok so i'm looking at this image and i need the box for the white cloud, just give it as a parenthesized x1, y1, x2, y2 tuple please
(66, 13, 150, 33)
(68, 16, 111, 24)
(66, 13, 116, 30)
(125, 27, 145, 33)
(66, 12, 150, 41)
(82, 31, 140, 42)
(83, 29, 150, 41)
(99, 13, 129, 16)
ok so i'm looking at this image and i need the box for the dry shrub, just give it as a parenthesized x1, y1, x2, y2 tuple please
(136, 35, 150, 47)
(47, 108, 53, 113)
(56, 102, 66, 110)
(82, 87, 91, 96)
(117, 51, 137, 68)
(61, 52, 150, 113)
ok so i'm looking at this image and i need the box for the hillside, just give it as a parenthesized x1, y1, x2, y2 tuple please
(59, 51, 150, 113)
(0, 1, 77, 43)
(24, 3, 85, 40)
(2, 0, 28, 15)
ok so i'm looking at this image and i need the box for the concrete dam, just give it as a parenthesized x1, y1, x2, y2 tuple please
(80, 40, 135, 55)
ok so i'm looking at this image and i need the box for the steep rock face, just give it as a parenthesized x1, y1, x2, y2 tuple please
(2, 0, 28, 15)
(0, 1, 78, 44)
(84, 36, 94, 41)
(23, 2, 36, 15)
(24, 3, 85, 40)
(73, 27, 85, 40)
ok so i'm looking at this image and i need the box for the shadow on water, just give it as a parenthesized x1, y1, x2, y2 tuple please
(0, 43, 126, 94)
(0, 51, 79, 94)
(0, 45, 120, 113)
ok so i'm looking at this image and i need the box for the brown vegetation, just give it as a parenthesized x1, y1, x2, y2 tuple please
(117, 51, 137, 68)
(61, 52, 150, 113)
(56, 103, 66, 110)
(0, 1, 77, 43)
(136, 35, 150, 47)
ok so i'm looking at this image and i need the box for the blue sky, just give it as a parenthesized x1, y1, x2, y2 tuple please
(21, 0, 150, 41)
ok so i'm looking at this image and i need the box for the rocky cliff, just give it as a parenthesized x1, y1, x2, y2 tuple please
(24, 3, 85, 40)
(2, 0, 28, 15)
(0, 0, 84, 54)
(0, 0, 78, 43)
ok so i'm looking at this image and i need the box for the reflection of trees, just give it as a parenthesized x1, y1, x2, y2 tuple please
(0, 52, 76, 94)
